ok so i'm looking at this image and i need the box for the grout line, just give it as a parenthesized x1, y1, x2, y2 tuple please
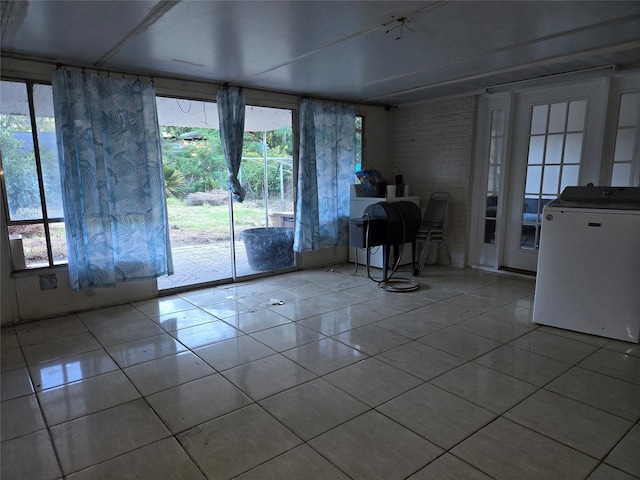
(4, 265, 639, 479)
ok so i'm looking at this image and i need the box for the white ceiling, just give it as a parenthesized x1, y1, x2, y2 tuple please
(2, 1, 640, 106)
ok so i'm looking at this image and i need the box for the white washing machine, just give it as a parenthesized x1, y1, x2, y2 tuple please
(533, 186, 640, 343)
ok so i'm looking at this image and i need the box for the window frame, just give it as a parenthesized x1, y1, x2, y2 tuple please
(610, 91, 640, 186)
(355, 114, 364, 170)
(0, 78, 66, 271)
(2, 77, 366, 275)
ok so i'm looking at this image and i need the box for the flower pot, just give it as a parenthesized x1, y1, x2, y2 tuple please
(242, 227, 294, 271)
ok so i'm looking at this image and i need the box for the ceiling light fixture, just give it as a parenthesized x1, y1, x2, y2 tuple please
(384, 16, 414, 40)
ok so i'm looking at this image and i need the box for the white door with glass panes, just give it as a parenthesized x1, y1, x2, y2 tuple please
(610, 91, 640, 187)
(503, 83, 606, 272)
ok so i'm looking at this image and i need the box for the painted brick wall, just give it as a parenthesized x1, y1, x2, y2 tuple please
(389, 96, 478, 267)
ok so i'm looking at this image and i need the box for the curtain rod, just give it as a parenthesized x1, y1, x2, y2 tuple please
(55, 63, 150, 82)
(3, 54, 253, 96)
(219, 83, 243, 92)
(2, 53, 161, 83)
(3, 53, 385, 108)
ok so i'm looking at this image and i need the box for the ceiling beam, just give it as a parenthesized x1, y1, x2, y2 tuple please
(96, 0, 181, 67)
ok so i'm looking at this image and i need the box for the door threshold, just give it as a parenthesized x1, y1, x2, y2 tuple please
(498, 266, 537, 277)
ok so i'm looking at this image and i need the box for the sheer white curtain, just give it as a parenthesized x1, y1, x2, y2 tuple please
(52, 69, 173, 290)
(294, 98, 356, 252)
(217, 86, 246, 202)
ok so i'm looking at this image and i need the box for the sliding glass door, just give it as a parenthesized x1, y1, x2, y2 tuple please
(233, 108, 295, 279)
(155, 96, 294, 290)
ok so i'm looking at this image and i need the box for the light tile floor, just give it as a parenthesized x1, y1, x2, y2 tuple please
(2, 265, 640, 480)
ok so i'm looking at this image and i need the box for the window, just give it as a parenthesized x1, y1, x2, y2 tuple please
(0, 80, 67, 270)
(355, 115, 363, 170)
(611, 92, 640, 186)
(521, 99, 586, 250)
(483, 108, 505, 244)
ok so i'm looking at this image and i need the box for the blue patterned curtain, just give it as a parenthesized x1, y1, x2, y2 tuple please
(52, 70, 173, 290)
(217, 87, 246, 202)
(294, 98, 356, 252)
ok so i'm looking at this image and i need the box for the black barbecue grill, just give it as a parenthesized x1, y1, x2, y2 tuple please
(349, 201, 422, 280)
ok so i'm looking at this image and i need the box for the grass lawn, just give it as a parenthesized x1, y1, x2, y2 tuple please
(11, 196, 286, 263)
(166, 197, 273, 245)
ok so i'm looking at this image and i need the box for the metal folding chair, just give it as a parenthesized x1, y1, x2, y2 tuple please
(413, 192, 452, 276)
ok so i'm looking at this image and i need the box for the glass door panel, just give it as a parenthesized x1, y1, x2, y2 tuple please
(482, 109, 505, 245)
(154, 98, 295, 290)
(233, 108, 295, 278)
(156, 97, 233, 290)
(611, 92, 640, 186)
(519, 99, 586, 251)
(503, 81, 606, 273)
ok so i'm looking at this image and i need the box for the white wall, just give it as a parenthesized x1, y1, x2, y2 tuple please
(388, 96, 479, 267)
(2, 164, 157, 324)
(12, 271, 157, 320)
(359, 105, 392, 174)
(1, 192, 19, 323)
